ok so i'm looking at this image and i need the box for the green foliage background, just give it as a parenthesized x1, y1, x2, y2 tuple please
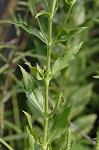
(0, 0, 99, 149)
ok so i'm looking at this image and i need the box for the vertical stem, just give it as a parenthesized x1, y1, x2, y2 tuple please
(42, 18, 52, 150)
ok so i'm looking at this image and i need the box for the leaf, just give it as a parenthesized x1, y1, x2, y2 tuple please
(52, 42, 83, 75)
(25, 62, 44, 80)
(23, 111, 40, 143)
(59, 129, 71, 150)
(47, 91, 64, 117)
(47, 105, 73, 143)
(35, 10, 50, 18)
(26, 127, 35, 150)
(22, 111, 33, 128)
(19, 66, 44, 115)
(0, 21, 46, 43)
(53, 27, 87, 44)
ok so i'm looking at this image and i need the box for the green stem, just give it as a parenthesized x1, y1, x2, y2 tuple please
(56, 4, 73, 39)
(42, 18, 52, 150)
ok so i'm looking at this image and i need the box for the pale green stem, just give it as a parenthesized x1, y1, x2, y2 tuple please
(42, 18, 52, 150)
(56, 4, 73, 39)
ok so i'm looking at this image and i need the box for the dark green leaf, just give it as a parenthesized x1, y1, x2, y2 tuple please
(23, 111, 40, 143)
(52, 42, 83, 75)
(0, 21, 46, 43)
(26, 127, 35, 150)
(47, 91, 64, 117)
(20, 66, 44, 115)
(59, 129, 71, 150)
(25, 62, 43, 80)
(47, 105, 73, 143)
(22, 111, 32, 128)
(53, 27, 87, 44)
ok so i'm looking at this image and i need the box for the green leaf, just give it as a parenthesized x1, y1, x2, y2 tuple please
(25, 62, 44, 80)
(26, 127, 35, 150)
(59, 129, 71, 150)
(22, 111, 33, 128)
(47, 105, 73, 143)
(53, 27, 87, 44)
(23, 111, 40, 143)
(47, 91, 64, 117)
(19, 66, 44, 115)
(52, 42, 83, 75)
(35, 10, 50, 18)
(0, 21, 46, 43)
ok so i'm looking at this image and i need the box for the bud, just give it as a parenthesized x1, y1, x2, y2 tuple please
(65, 0, 76, 5)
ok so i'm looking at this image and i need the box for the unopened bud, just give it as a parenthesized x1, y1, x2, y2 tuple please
(65, 0, 76, 5)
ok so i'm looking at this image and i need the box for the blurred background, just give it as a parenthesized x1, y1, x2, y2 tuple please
(0, 0, 99, 149)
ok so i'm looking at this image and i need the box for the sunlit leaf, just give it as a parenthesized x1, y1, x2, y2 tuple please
(52, 42, 83, 75)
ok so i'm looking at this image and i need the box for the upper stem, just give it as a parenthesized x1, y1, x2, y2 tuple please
(43, 17, 52, 150)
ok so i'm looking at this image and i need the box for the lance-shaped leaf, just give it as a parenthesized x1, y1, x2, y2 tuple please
(52, 42, 83, 75)
(47, 105, 73, 143)
(23, 111, 40, 143)
(53, 27, 87, 44)
(19, 66, 44, 115)
(25, 62, 44, 80)
(0, 21, 46, 43)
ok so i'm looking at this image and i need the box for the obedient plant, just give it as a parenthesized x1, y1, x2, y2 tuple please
(17, 1, 86, 150)
(0, 0, 88, 149)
